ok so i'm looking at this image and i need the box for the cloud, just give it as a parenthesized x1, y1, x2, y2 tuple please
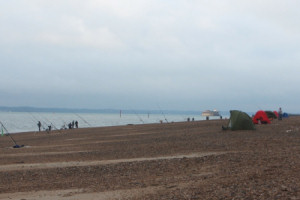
(36, 18, 125, 49)
(0, 1, 300, 111)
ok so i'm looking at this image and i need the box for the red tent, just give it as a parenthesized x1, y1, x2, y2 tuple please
(273, 111, 279, 118)
(253, 110, 271, 124)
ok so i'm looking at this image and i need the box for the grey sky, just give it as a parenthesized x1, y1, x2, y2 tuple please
(1, 0, 300, 112)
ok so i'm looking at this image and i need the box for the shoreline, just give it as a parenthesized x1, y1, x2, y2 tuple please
(0, 112, 226, 134)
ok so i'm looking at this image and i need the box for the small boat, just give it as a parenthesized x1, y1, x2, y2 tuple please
(201, 109, 220, 116)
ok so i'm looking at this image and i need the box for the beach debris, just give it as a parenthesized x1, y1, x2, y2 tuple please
(285, 126, 300, 133)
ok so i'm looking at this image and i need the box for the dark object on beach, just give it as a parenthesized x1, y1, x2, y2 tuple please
(222, 110, 255, 131)
(0, 121, 25, 148)
(265, 111, 277, 120)
(13, 144, 25, 148)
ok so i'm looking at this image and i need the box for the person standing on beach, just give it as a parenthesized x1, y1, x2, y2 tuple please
(75, 121, 78, 128)
(68, 123, 72, 129)
(37, 121, 42, 131)
(278, 107, 283, 120)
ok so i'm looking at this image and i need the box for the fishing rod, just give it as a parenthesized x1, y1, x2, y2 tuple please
(157, 104, 169, 123)
(131, 109, 145, 124)
(27, 112, 47, 131)
(73, 112, 92, 127)
(30, 112, 62, 133)
(29, 112, 53, 132)
(0, 121, 24, 148)
(36, 112, 60, 131)
(51, 112, 68, 130)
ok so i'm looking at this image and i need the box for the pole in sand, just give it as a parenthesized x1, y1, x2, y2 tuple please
(0, 121, 24, 148)
(157, 104, 169, 123)
(73, 112, 92, 127)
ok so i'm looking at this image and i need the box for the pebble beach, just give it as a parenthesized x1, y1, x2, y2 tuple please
(0, 117, 299, 199)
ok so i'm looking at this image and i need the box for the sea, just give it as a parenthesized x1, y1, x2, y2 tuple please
(0, 111, 229, 134)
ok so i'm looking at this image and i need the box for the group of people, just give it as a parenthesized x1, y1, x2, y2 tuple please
(187, 117, 195, 122)
(67, 121, 78, 129)
(37, 120, 79, 132)
(61, 121, 79, 130)
(37, 121, 53, 132)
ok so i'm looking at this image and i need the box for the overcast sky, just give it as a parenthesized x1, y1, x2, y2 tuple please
(1, 0, 300, 112)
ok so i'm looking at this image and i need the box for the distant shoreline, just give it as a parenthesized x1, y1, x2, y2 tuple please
(1, 106, 298, 117)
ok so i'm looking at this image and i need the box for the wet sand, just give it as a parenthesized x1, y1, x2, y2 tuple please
(0, 117, 300, 199)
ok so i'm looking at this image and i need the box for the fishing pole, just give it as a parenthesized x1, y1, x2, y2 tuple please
(36, 112, 60, 131)
(0, 121, 24, 148)
(51, 112, 68, 130)
(30, 112, 53, 132)
(31, 112, 62, 133)
(27, 112, 47, 131)
(131, 109, 145, 124)
(157, 104, 169, 123)
(73, 112, 92, 127)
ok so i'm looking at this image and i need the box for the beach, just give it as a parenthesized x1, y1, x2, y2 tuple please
(0, 117, 299, 199)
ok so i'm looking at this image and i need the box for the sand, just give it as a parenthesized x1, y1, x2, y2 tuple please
(0, 117, 300, 199)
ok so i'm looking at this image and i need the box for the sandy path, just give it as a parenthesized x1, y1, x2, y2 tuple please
(0, 186, 162, 200)
(0, 176, 214, 200)
(0, 151, 226, 172)
(1, 139, 131, 150)
(0, 150, 91, 157)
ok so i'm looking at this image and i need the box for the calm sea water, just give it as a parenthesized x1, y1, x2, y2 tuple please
(0, 111, 227, 134)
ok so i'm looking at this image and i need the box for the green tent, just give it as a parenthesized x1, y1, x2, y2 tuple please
(265, 111, 277, 119)
(223, 110, 255, 131)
